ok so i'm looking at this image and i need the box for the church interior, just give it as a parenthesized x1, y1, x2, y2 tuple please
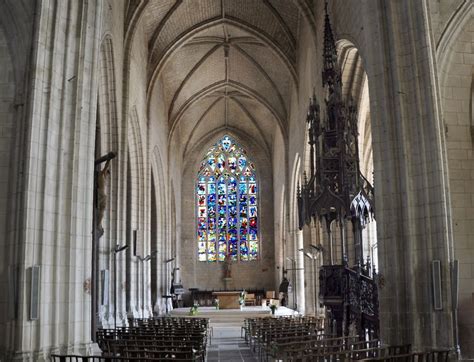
(0, 0, 472, 360)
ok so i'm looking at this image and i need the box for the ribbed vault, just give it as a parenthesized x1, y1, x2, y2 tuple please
(135, 0, 305, 155)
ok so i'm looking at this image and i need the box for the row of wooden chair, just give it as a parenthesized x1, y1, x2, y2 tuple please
(280, 344, 411, 362)
(270, 339, 452, 361)
(242, 316, 324, 341)
(243, 316, 325, 360)
(126, 316, 213, 342)
(281, 344, 452, 361)
(269, 337, 382, 361)
(242, 316, 452, 361)
(357, 349, 452, 361)
(50, 355, 200, 361)
(97, 317, 209, 361)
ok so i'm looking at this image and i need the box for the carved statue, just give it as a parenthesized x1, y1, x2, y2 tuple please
(223, 253, 232, 278)
(97, 159, 111, 232)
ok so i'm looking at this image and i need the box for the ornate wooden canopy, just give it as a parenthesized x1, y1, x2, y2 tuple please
(297, 2, 378, 338)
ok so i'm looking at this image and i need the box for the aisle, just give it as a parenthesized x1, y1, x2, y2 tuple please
(170, 306, 298, 360)
(206, 326, 258, 362)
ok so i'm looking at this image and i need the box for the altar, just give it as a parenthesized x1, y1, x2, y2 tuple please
(212, 291, 241, 309)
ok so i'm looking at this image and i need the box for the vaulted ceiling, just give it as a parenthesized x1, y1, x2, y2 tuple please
(131, 0, 305, 158)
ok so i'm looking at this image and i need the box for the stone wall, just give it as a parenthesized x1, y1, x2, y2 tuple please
(438, 2, 474, 356)
(7, 1, 103, 359)
(179, 134, 275, 293)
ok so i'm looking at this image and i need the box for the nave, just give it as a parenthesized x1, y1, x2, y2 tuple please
(51, 312, 452, 361)
(0, 0, 472, 360)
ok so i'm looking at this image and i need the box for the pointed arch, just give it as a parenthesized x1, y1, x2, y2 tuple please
(168, 80, 287, 144)
(184, 125, 271, 164)
(196, 135, 260, 262)
(436, 0, 472, 80)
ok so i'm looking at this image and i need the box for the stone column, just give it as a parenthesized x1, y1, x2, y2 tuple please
(295, 229, 305, 315)
(3, 0, 103, 358)
(363, 0, 455, 351)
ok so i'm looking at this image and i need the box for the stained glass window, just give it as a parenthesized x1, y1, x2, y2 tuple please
(196, 135, 259, 262)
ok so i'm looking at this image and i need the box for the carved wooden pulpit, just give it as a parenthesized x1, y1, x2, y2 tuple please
(297, 2, 379, 339)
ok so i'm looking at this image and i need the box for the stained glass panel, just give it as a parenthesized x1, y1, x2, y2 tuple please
(207, 177, 216, 261)
(238, 156, 247, 170)
(198, 242, 207, 261)
(196, 135, 259, 262)
(228, 157, 237, 173)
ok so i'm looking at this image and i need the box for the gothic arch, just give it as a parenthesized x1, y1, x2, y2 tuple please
(337, 39, 374, 183)
(436, 0, 472, 86)
(436, 3, 474, 355)
(184, 126, 271, 167)
(337, 39, 377, 268)
(168, 79, 287, 144)
(0, 1, 34, 92)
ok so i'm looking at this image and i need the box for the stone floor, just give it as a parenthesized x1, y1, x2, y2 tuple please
(171, 306, 298, 361)
(206, 326, 258, 362)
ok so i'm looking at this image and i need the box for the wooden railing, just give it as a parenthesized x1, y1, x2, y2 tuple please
(319, 264, 379, 339)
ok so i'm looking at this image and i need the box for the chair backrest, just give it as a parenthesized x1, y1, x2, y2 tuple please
(266, 291, 276, 299)
(246, 293, 255, 299)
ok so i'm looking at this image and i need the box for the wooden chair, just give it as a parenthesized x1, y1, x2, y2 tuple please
(95, 317, 209, 362)
(245, 293, 256, 306)
(265, 290, 276, 299)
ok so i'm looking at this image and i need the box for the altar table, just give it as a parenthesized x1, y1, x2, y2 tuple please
(212, 291, 242, 309)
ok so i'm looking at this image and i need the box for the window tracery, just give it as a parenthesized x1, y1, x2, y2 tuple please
(196, 135, 258, 262)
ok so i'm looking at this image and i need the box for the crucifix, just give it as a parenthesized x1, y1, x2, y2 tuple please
(223, 252, 233, 290)
(91, 151, 116, 341)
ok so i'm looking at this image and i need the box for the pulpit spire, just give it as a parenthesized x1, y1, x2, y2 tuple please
(297, 1, 378, 339)
(298, 1, 374, 256)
